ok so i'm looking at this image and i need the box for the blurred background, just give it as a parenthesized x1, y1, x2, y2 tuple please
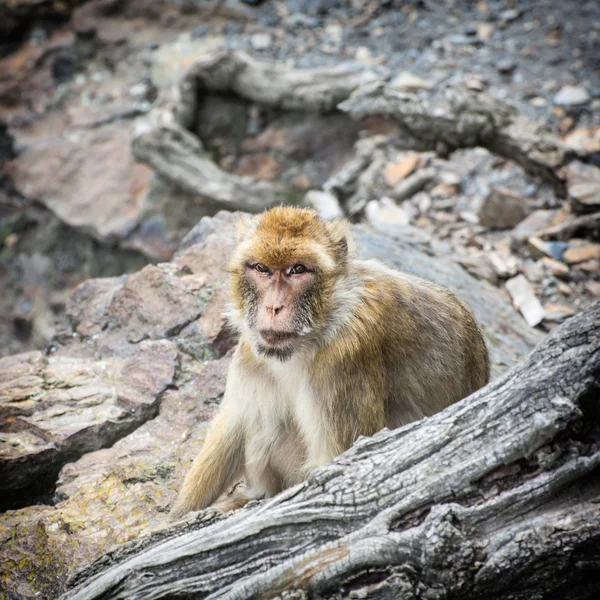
(1, 0, 599, 357)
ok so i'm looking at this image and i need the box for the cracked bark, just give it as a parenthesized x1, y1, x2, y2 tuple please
(62, 302, 600, 600)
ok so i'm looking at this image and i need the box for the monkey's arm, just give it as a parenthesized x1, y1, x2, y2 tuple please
(169, 406, 245, 522)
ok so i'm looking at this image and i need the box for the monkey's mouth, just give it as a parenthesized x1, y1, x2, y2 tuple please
(258, 330, 299, 347)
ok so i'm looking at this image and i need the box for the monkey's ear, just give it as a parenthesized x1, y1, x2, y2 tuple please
(325, 219, 354, 260)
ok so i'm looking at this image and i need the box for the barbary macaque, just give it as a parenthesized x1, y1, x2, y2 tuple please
(169, 206, 489, 520)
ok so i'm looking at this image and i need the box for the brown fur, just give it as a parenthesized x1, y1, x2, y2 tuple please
(169, 207, 490, 520)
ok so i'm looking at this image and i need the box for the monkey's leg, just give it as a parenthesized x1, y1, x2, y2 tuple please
(169, 409, 244, 522)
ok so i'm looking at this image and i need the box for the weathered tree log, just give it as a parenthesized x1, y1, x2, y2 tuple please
(339, 82, 576, 197)
(63, 302, 600, 600)
(132, 50, 386, 212)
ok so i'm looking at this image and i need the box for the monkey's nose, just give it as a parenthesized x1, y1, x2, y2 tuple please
(267, 304, 284, 316)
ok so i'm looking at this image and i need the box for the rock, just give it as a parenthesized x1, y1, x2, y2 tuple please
(566, 162, 600, 214)
(527, 236, 552, 260)
(304, 190, 344, 220)
(577, 259, 600, 273)
(6, 123, 153, 243)
(0, 341, 177, 509)
(488, 249, 518, 279)
(563, 243, 600, 265)
(457, 252, 498, 284)
(543, 304, 575, 322)
(465, 77, 487, 92)
(389, 72, 432, 91)
(251, 33, 272, 50)
(563, 127, 600, 153)
(511, 209, 561, 242)
(391, 168, 436, 202)
(383, 154, 421, 187)
(365, 197, 411, 229)
(497, 58, 516, 74)
(505, 274, 545, 327)
(539, 257, 570, 279)
(553, 85, 591, 106)
(585, 281, 600, 297)
(478, 187, 530, 229)
(477, 23, 495, 41)
(500, 8, 521, 23)
(530, 96, 548, 107)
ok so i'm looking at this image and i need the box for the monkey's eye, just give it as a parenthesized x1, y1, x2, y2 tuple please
(254, 263, 269, 273)
(288, 264, 307, 275)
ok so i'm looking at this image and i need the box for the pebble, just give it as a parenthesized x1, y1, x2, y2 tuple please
(553, 85, 591, 106)
(497, 58, 516, 74)
(478, 187, 530, 229)
(251, 33, 272, 50)
(543, 304, 575, 322)
(539, 257, 569, 279)
(506, 274, 545, 327)
(389, 71, 432, 91)
(563, 244, 600, 264)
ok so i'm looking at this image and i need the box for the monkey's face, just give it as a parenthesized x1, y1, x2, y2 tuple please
(239, 261, 322, 360)
(228, 207, 350, 361)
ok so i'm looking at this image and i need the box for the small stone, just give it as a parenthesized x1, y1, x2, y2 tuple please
(500, 8, 521, 22)
(563, 127, 600, 153)
(527, 236, 551, 260)
(365, 197, 411, 228)
(521, 260, 545, 284)
(477, 22, 495, 41)
(553, 85, 591, 106)
(576, 259, 600, 273)
(465, 77, 486, 91)
(511, 209, 560, 242)
(458, 252, 498, 284)
(557, 282, 573, 295)
(569, 181, 600, 214)
(478, 187, 530, 229)
(565, 161, 600, 214)
(530, 96, 548, 107)
(505, 274, 545, 327)
(304, 190, 344, 220)
(389, 71, 432, 91)
(497, 58, 516, 74)
(251, 33, 272, 50)
(489, 250, 518, 279)
(539, 257, 569, 279)
(543, 304, 575, 322)
(430, 183, 459, 197)
(585, 281, 600, 296)
(563, 244, 600, 264)
(383, 154, 421, 186)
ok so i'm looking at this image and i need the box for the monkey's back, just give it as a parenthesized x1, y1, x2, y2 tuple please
(317, 259, 490, 430)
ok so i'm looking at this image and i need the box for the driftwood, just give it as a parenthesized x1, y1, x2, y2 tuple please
(133, 50, 586, 216)
(132, 50, 386, 212)
(62, 302, 600, 600)
(339, 82, 575, 197)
